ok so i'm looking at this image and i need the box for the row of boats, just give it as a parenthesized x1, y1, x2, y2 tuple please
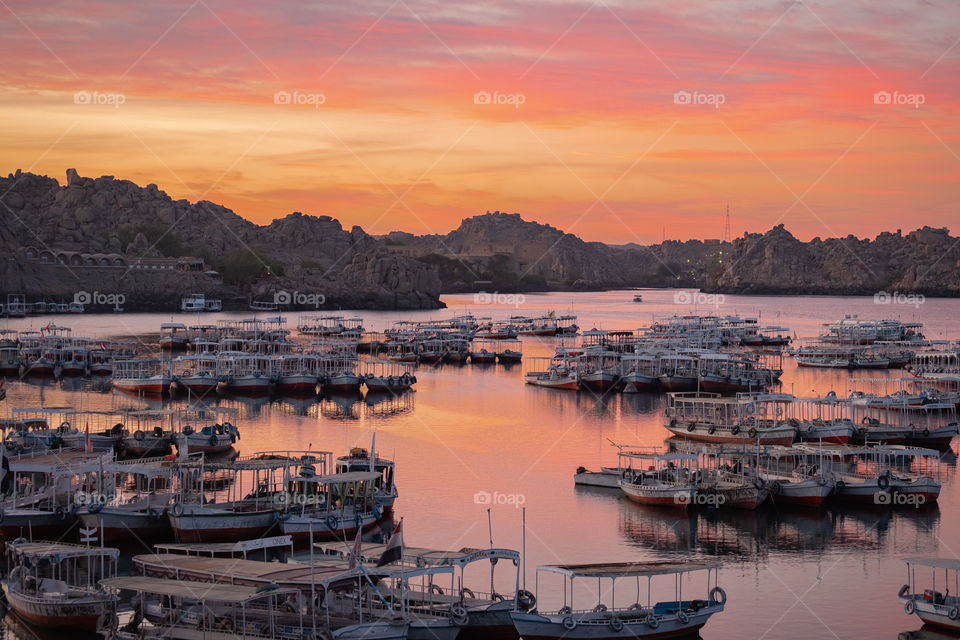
(578, 440, 944, 511)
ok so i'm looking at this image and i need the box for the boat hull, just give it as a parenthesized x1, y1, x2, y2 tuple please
(1, 583, 112, 632)
(169, 508, 279, 543)
(666, 422, 796, 446)
(511, 610, 712, 640)
(79, 509, 172, 541)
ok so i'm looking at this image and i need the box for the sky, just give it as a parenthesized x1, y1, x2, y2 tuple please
(0, 0, 957, 243)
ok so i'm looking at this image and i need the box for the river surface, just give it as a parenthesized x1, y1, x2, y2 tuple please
(0, 289, 955, 640)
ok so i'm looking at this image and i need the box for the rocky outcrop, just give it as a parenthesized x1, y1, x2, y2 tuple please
(707, 225, 960, 295)
(0, 169, 443, 310)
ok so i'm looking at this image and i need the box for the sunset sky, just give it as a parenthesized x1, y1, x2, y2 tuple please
(0, 0, 957, 243)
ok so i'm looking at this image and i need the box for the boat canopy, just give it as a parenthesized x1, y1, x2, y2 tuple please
(903, 558, 960, 571)
(537, 561, 720, 579)
(7, 540, 120, 560)
(101, 576, 293, 603)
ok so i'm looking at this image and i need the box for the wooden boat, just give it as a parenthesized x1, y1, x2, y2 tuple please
(175, 421, 240, 454)
(573, 466, 620, 488)
(0, 448, 111, 539)
(77, 456, 176, 541)
(619, 354, 659, 392)
(363, 360, 416, 393)
(336, 444, 398, 513)
(525, 357, 578, 390)
(469, 338, 498, 364)
(112, 359, 172, 395)
(101, 576, 313, 640)
(159, 323, 189, 350)
(278, 470, 383, 542)
(577, 352, 619, 391)
(510, 561, 725, 639)
(618, 451, 697, 508)
(664, 393, 797, 446)
(169, 451, 330, 543)
(795, 419, 857, 444)
(1, 540, 118, 632)
(899, 558, 960, 632)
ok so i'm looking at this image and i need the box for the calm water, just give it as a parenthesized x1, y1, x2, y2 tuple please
(0, 289, 956, 640)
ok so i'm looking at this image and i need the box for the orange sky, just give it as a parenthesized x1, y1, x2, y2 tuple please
(0, 1, 957, 243)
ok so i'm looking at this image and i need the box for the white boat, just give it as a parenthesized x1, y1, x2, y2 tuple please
(160, 323, 189, 350)
(1, 540, 118, 632)
(363, 360, 416, 393)
(618, 450, 697, 508)
(336, 444, 398, 513)
(510, 561, 725, 639)
(664, 393, 797, 446)
(525, 357, 579, 390)
(102, 575, 313, 640)
(900, 558, 960, 632)
(112, 359, 172, 395)
(278, 470, 383, 542)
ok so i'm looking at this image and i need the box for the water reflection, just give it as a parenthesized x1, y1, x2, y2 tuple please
(615, 497, 941, 558)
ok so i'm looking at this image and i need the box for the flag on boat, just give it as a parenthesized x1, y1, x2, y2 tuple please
(377, 520, 403, 566)
(349, 528, 362, 569)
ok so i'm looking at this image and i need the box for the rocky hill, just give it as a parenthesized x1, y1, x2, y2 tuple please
(0, 169, 442, 310)
(707, 225, 960, 295)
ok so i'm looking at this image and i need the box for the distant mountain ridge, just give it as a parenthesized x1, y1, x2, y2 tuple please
(2, 170, 956, 308)
(0, 169, 442, 310)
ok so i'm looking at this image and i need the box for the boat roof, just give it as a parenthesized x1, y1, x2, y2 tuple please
(538, 561, 720, 578)
(8, 540, 120, 560)
(101, 576, 294, 602)
(296, 470, 382, 484)
(154, 536, 293, 555)
(160, 323, 187, 329)
(314, 543, 519, 566)
(903, 558, 960, 571)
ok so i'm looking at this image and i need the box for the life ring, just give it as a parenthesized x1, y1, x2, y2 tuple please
(492, 593, 505, 602)
(208, 435, 218, 447)
(430, 584, 444, 596)
(558, 606, 572, 615)
(708, 426, 717, 435)
(171, 502, 184, 518)
(461, 587, 475, 600)
(676, 609, 689, 623)
(731, 425, 741, 435)
(687, 423, 696, 432)
(610, 616, 624, 631)
(709, 586, 727, 606)
(562, 616, 577, 631)
(898, 584, 910, 598)
(451, 604, 469, 626)
(134, 430, 145, 441)
(517, 589, 536, 611)
(59, 421, 71, 431)
(96, 612, 118, 634)
(325, 515, 338, 530)
(646, 614, 660, 628)
(789, 418, 800, 428)
(816, 475, 827, 486)
(593, 603, 608, 613)
(878, 475, 890, 490)
(905, 600, 916, 614)
(628, 603, 643, 611)
(826, 390, 837, 398)
(861, 417, 870, 424)
(949, 607, 959, 620)
(770, 480, 782, 495)
(748, 427, 758, 438)
(745, 403, 756, 415)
